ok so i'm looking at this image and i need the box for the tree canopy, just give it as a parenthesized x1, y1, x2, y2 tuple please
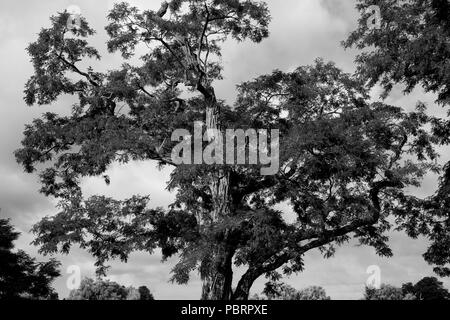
(364, 284, 407, 300)
(345, 0, 450, 278)
(402, 277, 450, 300)
(344, 0, 450, 105)
(138, 285, 155, 300)
(0, 218, 60, 300)
(255, 282, 330, 300)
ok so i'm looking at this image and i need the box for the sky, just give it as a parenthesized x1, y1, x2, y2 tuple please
(0, 0, 449, 300)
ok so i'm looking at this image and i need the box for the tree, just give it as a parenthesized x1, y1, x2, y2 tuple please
(296, 286, 331, 301)
(0, 218, 60, 300)
(68, 278, 154, 300)
(259, 282, 299, 300)
(69, 278, 127, 300)
(345, 0, 450, 277)
(138, 286, 155, 300)
(363, 277, 450, 300)
(126, 287, 141, 300)
(255, 282, 330, 300)
(364, 284, 405, 300)
(19, 1, 443, 300)
(344, 0, 450, 105)
(402, 277, 450, 300)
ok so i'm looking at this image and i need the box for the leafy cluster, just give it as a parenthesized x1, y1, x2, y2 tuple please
(0, 219, 61, 300)
(365, 277, 450, 300)
(345, 0, 450, 278)
(344, 0, 450, 105)
(254, 282, 330, 300)
(16, 0, 449, 299)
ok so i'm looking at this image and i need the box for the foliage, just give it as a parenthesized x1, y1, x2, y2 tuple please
(364, 284, 406, 300)
(126, 287, 141, 300)
(402, 277, 450, 300)
(68, 277, 154, 300)
(254, 282, 330, 300)
(295, 286, 331, 300)
(0, 218, 61, 300)
(364, 277, 449, 300)
(344, 0, 450, 105)
(139, 285, 155, 300)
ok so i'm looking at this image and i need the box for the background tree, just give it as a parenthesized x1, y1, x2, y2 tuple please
(19, 1, 443, 300)
(363, 277, 450, 300)
(126, 287, 141, 300)
(0, 218, 60, 300)
(345, 0, 450, 277)
(68, 277, 154, 300)
(138, 286, 155, 300)
(402, 277, 450, 300)
(364, 284, 406, 300)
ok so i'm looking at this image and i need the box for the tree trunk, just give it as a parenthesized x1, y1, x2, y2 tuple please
(201, 244, 234, 300)
(200, 92, 234, 300)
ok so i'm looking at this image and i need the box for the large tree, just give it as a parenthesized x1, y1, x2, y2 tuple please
(18, 1, 443, 300)
(0, 218, 60, 300)
(344, 0, 450, 277)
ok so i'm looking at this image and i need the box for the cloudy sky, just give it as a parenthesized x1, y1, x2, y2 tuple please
(0, 0, 449, 300)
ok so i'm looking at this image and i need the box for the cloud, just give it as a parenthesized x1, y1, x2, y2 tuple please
(0, 0, 448, 300)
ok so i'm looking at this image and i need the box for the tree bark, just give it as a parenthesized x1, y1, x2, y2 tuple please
(199, 88, 234, 300)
